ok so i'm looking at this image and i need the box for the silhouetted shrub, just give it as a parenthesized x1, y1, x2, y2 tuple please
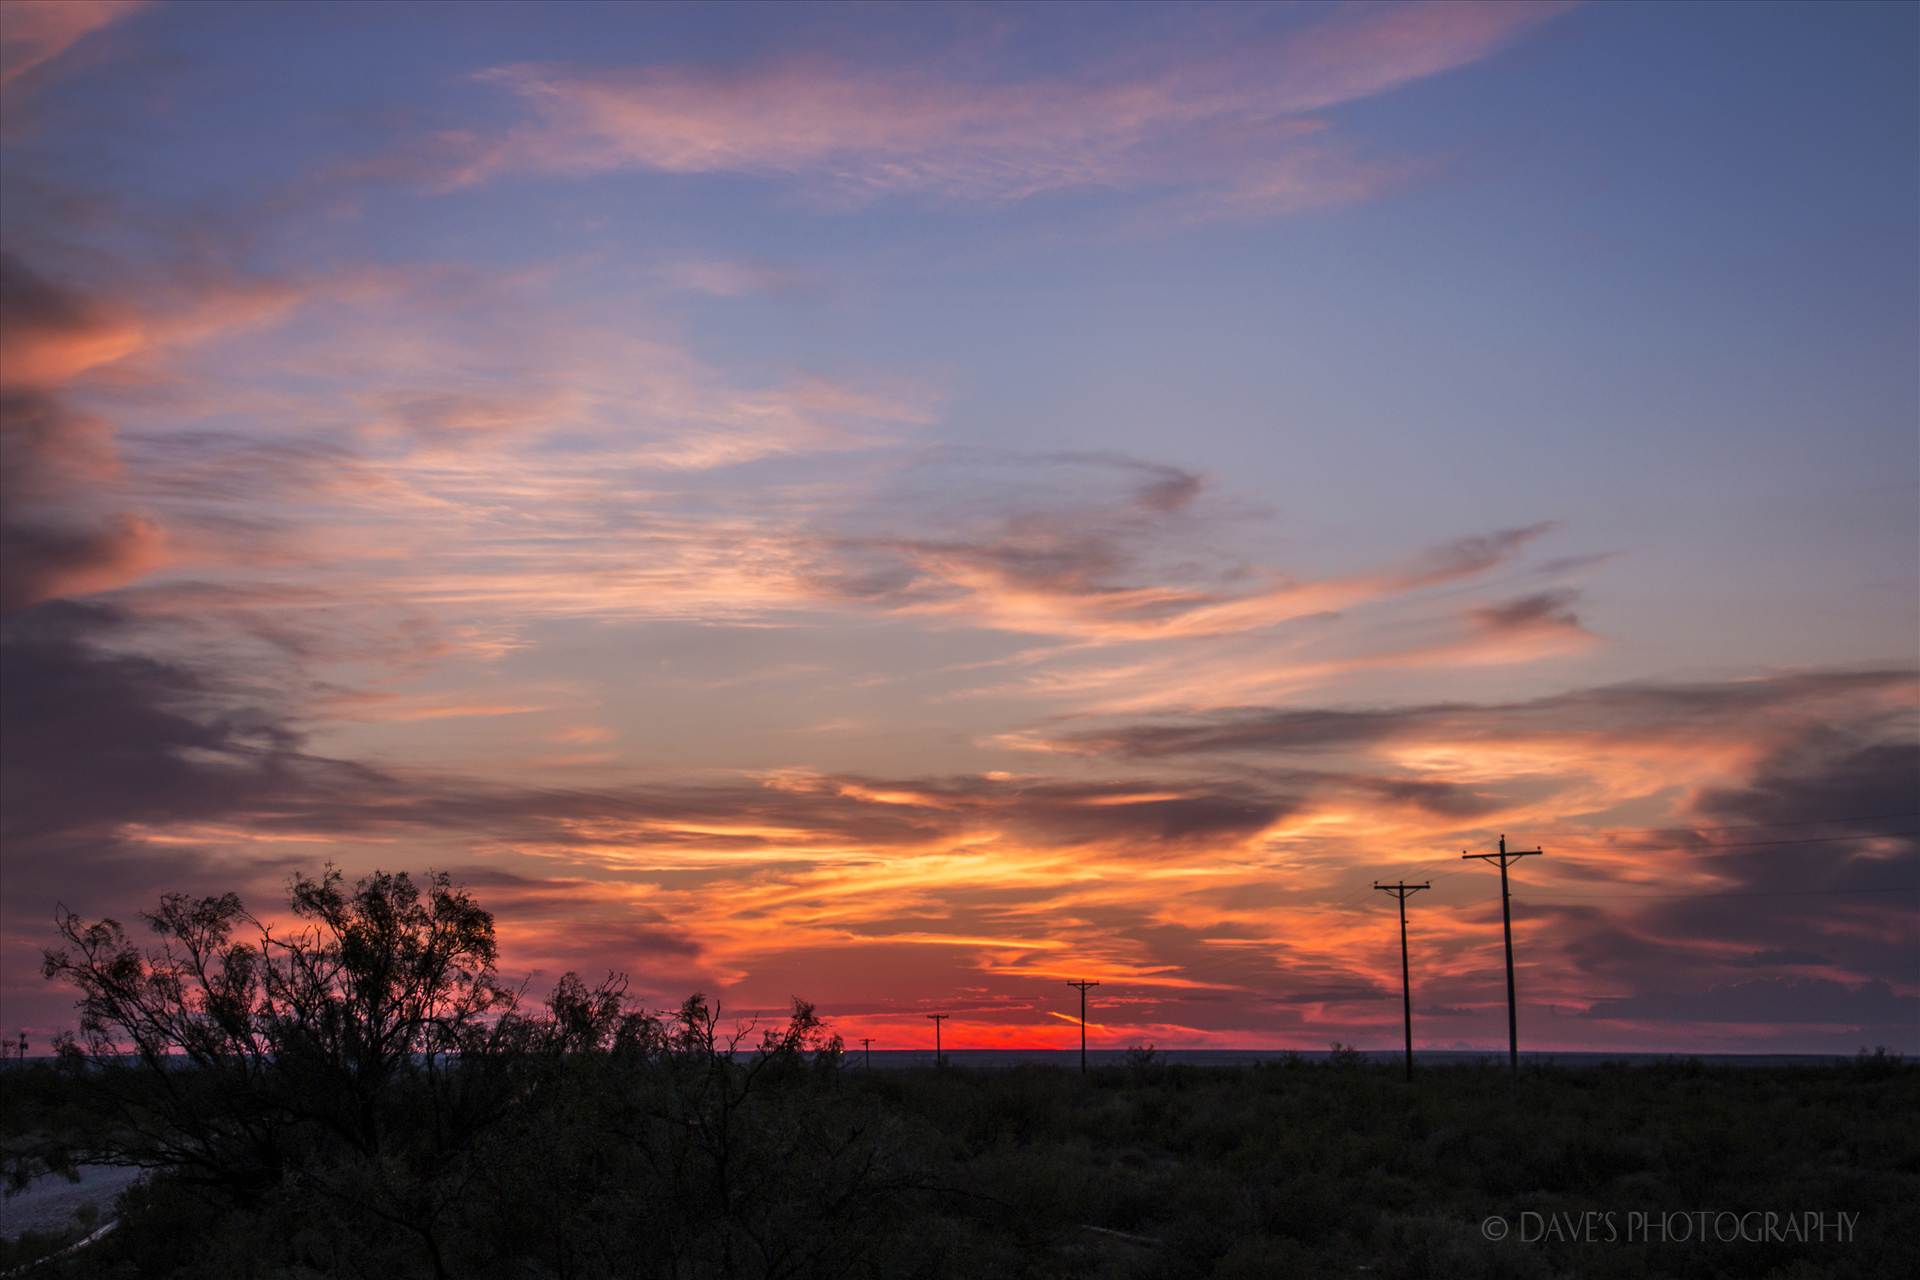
(14, 868, 1919, 1279)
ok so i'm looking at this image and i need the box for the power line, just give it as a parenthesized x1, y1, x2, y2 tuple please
(1533, 811, 1920, 838)
(1333, 833, 1911, 910)
(1339, 821, 1919, 904)
(1552, 832, 1917, 853)
(1328, 851, 1469, 908)
(1526, 885, 1920, 902)
(1303, 817, 1919, 1045)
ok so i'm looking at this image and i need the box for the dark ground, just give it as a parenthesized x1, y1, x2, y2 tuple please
(4, 1050, 1916, 1278)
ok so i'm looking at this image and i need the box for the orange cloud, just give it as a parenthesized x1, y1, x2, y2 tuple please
(0, 250, 315, 613)
(2, 511, 167, 610)
(15, 663, 1911, 1051)
(0, 254, 144, 389)
(317, 691, 557, 723)
(974, 587, 1598, 713)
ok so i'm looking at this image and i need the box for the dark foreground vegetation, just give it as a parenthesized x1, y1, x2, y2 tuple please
(3, 871, 1915, 1279)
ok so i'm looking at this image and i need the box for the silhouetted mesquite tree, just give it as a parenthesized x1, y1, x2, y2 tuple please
(40, 868, 529, 1276)
(44, 869, 517, 1149)
(38, 867, 901, 1279)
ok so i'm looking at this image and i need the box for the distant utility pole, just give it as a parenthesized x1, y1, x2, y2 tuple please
(925, 1014, 948, 1068)
(859, 1037, 873, 1070)
(1462, 835, 1544, 1075)
(1066, 980, 1100, 1074)
(1372, 882, 1430, 1082)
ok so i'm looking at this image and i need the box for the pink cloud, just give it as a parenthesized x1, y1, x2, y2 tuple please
(451, 1, 1572, 214)
(1265, 0, 1579, 114)
(0, 0, 142, 88)
(659, 257, 821, 299)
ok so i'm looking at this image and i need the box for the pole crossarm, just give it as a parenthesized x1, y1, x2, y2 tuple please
(1460, 850, 1544, 866)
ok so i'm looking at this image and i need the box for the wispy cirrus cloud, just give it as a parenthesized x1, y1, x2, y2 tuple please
(0, 239, 334, 613)
(658, 257, 822, 299)
(961, 586, 1599, 714)
(0, 233, 937, 647)
(6, 569, 1911, 1050)
(0, 0, 142, 90)
(1025, 668, 1917, 759)
(100, 391, 1571, 662)
(11, 0, 1911, 1059)
(792, 451, 1562, 641)
(442, 1, 1571, 215)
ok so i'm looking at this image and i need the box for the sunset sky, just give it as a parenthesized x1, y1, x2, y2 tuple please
(2, 0, 1915, 1055)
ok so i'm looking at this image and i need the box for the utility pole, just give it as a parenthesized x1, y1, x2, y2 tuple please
(1066, 980, 1100, 1074)
(1462, 834, 1544, 1075)
(1372, 882, 1430, 1082)
(925, 1013, 948, 1068)
(859, 1037, 873, 1070)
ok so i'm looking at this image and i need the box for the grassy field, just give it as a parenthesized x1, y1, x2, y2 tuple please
(4, 1051, 1915, 1279)
(843, 1052, 1919, 1279)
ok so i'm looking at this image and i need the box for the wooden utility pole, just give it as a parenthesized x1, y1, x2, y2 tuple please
(1371, 882, 1430, 1081)
(859, 1037, 873, 1070)
(925, 1013, 948, 1067)
(1462, 835, 1543, 1075)
(1066, 980, 1100, 1074)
